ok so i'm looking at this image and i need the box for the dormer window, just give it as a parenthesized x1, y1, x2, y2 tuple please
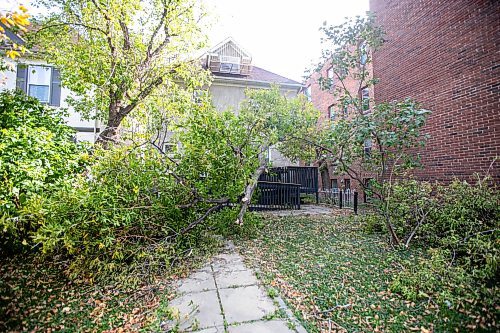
(220, 55, 241, 74)
(206, 38, 253, 76)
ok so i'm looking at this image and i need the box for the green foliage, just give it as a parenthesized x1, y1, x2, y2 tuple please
(4, 86, 316, 282)
(423, 178, 499, 280)
(176, 85, 318, 202)
(205, 207, 264, 239)
(32, 0, 211, 141)
(0, 90, 84, 249)
(29, 146, 220, 282)
(391, 249, 481, 304)
(311, 15, 431, 244)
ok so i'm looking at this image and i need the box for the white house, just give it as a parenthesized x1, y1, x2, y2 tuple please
(0, 58, 101, 142)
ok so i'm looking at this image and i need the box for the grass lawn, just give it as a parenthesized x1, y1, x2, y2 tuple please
(237, 214, 497, 332)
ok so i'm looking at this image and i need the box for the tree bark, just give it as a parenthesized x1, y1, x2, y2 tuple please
(96, 104, 125, 146)
(235, 146, 268, 225)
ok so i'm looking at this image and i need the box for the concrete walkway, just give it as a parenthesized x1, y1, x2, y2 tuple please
(162, 242, 306, 333)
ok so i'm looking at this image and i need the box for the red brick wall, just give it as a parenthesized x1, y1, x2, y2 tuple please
(370, 0, 500, 183)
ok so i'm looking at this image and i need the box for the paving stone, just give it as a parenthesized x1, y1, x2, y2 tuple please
(176, 270, 217, 294)
(192, 326, 225, 333)
(167, 290, 223, 331)
(219, 285, 277, 324)
(227, 320, 295, 333)
(197, 263, 213, 273)
(215, 269, 258, 288)
(211, 253, 247, 273)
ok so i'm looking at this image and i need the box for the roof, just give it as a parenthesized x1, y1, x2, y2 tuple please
(0, 22, 26, 49)
(202, 37, 302, 89)
(208, 37, 252, 59)
(211, 65, 302, 87)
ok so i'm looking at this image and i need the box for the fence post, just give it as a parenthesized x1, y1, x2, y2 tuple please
(339, 189, 343, 209)
(354, 191, 358, 215)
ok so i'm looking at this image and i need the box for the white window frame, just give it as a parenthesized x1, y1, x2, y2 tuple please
(27, 65, 52, 104)
(327, 67, 334, 79)
(359, 41, 368, 65)
(361, 87, 370, 112)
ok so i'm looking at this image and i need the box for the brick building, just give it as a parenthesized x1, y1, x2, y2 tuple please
(370, 0, 500, 182)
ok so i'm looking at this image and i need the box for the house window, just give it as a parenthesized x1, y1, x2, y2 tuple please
(331, 179, 338, 189)
(193, 90, 205, 104)
(163, 143, 177, 158)
(305, 85, 312, 101)
(328, 105, 335, 121)
(28, 65, 51, 103)
(327, 67, 334, 79)
(364, 178, 373, 202)
(364, 139, 372, 157)
(360, 87, 370, 111)
(341, 104, 348, 117)
(327, 67, 334, 87)
(17, 64, 61, 106)
(359, 41, 368, 65)
(344, 179, 351, 191)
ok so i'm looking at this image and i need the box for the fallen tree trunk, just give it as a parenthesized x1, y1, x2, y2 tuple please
(235, 147, 268, 225)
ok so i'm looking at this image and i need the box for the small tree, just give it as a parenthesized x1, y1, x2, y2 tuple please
(175, 86, 318, 226)
(309, 15, 430, 245)
(33, 0, 211, 144)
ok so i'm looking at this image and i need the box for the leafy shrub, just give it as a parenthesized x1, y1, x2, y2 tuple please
(29, 146, 227, 282)
(205, 207, 264, 239)
(0, 90, 85, 249)
(422, 178, 499, 280)
(360, 176, 499, 310)
(359, 213, 384, 233)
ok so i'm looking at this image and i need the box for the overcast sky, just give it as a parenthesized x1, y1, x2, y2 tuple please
(2, 0, 369, 82)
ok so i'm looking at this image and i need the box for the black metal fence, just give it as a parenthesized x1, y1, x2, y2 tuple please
(259, 166, 319, 202)
(250, 181, 301, 211)
(319, 189, 359, 214)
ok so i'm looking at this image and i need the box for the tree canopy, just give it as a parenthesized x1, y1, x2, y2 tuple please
(32, 0, 211, 144)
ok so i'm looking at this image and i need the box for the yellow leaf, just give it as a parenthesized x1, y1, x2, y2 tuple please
(6, 50, 20, 59)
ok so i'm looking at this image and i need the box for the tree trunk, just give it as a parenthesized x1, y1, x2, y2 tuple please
(96, 104, 125, 146)
(235, 146, 268, 225)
